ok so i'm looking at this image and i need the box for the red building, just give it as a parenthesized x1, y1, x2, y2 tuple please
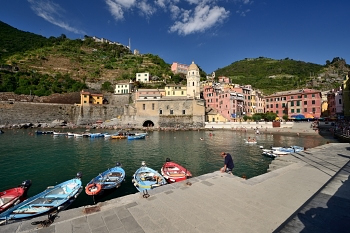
(264, 89, 322, 118)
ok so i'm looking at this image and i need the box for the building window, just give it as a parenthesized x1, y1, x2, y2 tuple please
(297, 109, 300, 113)
(304, 108, 307, 112)
(276, 104, 279, 108)
(304, 101, 307, 105)
(159, 109, 162, 114)
(312, 94, 315, 97)
(312, 100, 315, 104)
(170, 109, 174, 115)
(182, 110, 185, 114)
(291, 109, 295, 113)
(152, 103, 154, 110)
(312, 108, 316, 113)
(84, 101, 86, 103)
(297, 101, 300, 106)
(143, 104, 145, 110)
(291, 101, 294, 106)
(304, 94, 307, 98)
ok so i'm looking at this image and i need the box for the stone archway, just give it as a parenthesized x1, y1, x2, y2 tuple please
(142, 120, 154, 127)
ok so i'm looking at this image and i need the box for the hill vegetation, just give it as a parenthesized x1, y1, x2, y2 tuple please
(0, 20, 349, 97)
(215, 57, 349, 95)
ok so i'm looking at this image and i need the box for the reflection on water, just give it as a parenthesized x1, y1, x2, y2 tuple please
(0, 129, 335, 208)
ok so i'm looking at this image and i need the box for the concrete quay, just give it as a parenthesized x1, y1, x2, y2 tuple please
(2, 143, 349, 233)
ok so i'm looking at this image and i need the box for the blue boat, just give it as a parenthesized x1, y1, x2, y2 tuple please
(85, 163, 125, 196)
(127, 133, 147, 140)
(132, 161, 167, 192)
(0, 173, 82, 222)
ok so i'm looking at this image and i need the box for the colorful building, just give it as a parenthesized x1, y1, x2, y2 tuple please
(165, 84, 187, 97)
(80, 90, 103, 106)
(171, 62, 189, 74)
(264, 89, 322, 118)
(115, 80, 134, 94)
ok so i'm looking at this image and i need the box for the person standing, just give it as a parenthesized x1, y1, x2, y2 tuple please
(220, 152, 234, 174)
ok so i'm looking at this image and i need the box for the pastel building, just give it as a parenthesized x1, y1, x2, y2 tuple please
(136, 72, 150, 82)
(165, 84, 187, 97)
(327, 87, 343, 118)
(115, 80, 134, 94)
(264, 89, 322, 118)
(171, 62, 189, 74)
(80, 90, 103, 106)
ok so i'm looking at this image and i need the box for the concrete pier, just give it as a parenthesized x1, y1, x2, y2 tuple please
(1, 143, 349, 233)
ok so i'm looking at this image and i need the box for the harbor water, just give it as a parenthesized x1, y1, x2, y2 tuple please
(0, 129, 335, 209)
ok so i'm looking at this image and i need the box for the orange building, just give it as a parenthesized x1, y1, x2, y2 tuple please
(80, 90, 103, 106)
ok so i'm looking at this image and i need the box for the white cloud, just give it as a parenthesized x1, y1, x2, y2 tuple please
(137, 0, 156, 18)
(169, 4, 230, 35)
(27, 0, 85, 34)
(104, 0, 233, 35)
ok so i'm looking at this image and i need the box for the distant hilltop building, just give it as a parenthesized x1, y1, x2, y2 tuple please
(171, 62, 189, 74)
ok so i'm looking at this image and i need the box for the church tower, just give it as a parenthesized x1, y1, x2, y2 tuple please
(186, 61, 200, 99)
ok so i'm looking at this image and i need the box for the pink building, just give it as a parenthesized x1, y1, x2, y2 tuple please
(264, 89, 322, 118)
(327, 87, 343, 118)
(203, 84, 245, 121)
(171, 62, 189, 74)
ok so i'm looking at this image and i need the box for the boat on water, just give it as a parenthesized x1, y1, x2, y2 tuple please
(244, 139, 257, 144)
(111, 132, 127, 139)
(127, 133, 146, 140)
(0, 173, 82, 222)
(35, 131, 53, 135)
(132, 161, 167, 192)
(89, 133, 103, 138)
(0, 180, 32, 214)
(85, 162, 125, 196)
(53, 132, 67, 136)
(161, 158, 192, 183)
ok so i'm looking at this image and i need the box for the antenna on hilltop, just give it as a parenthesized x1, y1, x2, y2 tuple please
(129, 38, 131, 51)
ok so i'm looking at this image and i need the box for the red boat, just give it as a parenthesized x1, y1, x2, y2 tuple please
(161, 158, 192, 183)
(0, 180, 32, 213)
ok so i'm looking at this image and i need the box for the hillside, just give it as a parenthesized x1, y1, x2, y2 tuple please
(215, 57, 349, 95)
(1, 20, 349, 97)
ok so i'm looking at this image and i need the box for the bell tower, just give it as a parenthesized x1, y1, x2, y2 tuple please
(186, 61, 200, 99)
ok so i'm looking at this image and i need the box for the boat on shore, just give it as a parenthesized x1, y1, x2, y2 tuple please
(0, 173, 82, 223)
(85, 163, 125, 196)
(161, 158, 192, 183)
(262, 146, 304, 158)
(35, 130, 53, 135)
(0, 180, 32, 214)
(132, 161, 167, 192)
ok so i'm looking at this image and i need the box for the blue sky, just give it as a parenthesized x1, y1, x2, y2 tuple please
(1, 0, 349, 74)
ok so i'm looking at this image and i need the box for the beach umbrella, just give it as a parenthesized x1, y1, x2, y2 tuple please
(291, 114, 305, 119)
(304, 113, 314, 119)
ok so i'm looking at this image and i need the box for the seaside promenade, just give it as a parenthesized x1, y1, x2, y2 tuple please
(1, 142, 349, 233)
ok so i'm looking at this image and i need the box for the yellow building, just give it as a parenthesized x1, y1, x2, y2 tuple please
(80, 90, 103, 106)
(165, 84, 187, 97)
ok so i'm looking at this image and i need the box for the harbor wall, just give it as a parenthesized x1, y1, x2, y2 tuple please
(0, 102, 124, 125)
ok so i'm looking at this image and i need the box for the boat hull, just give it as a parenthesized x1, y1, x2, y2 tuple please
(161, 161, 192, 183)
(85, 166, 125, 196)
(0, 177, 82, 221)
(132, 166, 167, 192)
(0, 181, 32, 213)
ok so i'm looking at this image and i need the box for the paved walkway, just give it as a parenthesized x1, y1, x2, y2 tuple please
(1, 143, 349, 233)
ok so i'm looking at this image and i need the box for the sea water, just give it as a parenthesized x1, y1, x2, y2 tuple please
(0, 129, 335, 209)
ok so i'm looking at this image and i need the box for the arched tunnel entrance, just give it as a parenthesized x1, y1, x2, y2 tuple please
(142, 120, 154, 127)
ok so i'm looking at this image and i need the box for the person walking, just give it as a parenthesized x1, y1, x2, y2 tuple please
(220, 152, 234, 174)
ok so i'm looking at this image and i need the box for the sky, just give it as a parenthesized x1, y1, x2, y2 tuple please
(0, 0, 349, 74)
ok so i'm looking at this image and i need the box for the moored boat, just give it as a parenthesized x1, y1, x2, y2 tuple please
(0, 173, 82, 223)
(132, 162, 167, 192)
(127, 133, 146, 140)
(0, 180, 32, 214)
(161, 158, 192, 183)
(53, 131, 67, 136)
(85, 162, 125, 196)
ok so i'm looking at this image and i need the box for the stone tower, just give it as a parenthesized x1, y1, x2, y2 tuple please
(186, 61, 200, 99)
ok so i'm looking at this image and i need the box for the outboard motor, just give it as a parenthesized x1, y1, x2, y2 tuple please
(21, 180, 32, 189)
(76, 172, 83, 179)
(141, 161, 146, 167)
(116, 162, 121, 167)
(166, 158, 171, 162)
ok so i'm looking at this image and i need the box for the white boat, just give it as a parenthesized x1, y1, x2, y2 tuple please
(53, 132, 67, 136)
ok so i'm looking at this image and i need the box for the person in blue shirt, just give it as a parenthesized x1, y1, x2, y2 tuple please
(220, 152, 234, 174)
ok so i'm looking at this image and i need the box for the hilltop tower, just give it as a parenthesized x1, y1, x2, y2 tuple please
(186, 61, 200, 99)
